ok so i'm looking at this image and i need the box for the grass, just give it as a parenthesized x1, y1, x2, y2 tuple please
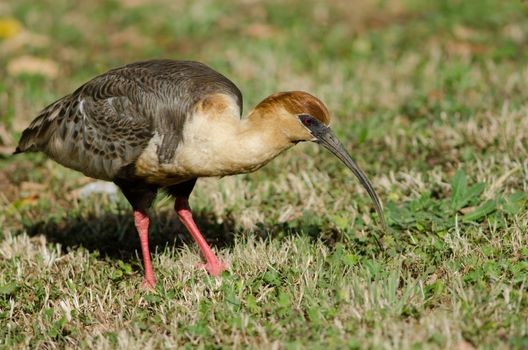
(1, 0, 528, 348)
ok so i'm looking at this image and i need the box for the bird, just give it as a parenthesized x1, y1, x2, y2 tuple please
(15, 59, 385, 288)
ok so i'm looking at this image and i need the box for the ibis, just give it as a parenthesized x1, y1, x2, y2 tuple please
(15, 60, 385, 288)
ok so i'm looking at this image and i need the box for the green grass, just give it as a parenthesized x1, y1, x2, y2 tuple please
(1, 0, 528, 348)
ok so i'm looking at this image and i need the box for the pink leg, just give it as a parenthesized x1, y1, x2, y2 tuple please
(174, 197, 227, 276)
(134, 210, 156, 288)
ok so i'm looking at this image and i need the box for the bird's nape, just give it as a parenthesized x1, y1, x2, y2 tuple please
(300, 117, 386, 229)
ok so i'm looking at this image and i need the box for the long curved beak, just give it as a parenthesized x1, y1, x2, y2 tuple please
(313, 126, 386, 229)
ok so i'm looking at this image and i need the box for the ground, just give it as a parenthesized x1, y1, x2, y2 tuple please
(0, 0, 527, 349)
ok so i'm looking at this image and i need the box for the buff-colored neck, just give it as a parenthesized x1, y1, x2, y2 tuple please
(212, 107, 294, 174)
(149, 103, 294, 181)
(135, 94, 309, 185)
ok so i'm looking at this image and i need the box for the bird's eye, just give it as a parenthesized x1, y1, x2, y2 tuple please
(300, 115, 316, 127)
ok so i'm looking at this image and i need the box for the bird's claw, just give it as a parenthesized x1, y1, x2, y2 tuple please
(141, 278, 156, 289)
(197, 260, 228, 276)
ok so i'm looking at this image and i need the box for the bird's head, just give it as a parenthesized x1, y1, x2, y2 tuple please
(255, 91, 386, 228)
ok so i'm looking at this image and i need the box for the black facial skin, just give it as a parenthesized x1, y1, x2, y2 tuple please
(298, 114, 386, 229)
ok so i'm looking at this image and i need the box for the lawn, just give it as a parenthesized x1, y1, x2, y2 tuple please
(1, 0, 528, 349)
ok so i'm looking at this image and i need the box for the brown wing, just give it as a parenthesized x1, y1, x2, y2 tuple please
(16, 60, 243, 181)
(16, 74, 154, 180)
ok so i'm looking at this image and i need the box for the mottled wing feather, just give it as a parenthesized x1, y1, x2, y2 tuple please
(16, 97, 68, 153)
(16, 60, 243, 181)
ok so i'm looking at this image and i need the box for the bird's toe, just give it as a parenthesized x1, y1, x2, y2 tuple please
(141, 278, 156, 289)
(198, 260, 228, 277)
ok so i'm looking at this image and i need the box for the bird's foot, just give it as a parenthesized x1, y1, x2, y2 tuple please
(198, 260, 228, 276)
(141, 278, 156, 289)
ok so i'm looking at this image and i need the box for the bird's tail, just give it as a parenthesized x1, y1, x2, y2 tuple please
(15, 97, 68, 154)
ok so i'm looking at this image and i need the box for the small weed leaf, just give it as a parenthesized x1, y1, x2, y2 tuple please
(277, 290, 290, 308)
(451, 170, 468, 211)
(144, 294, 161, 303)
(0, 282, 18, 295)
(262, 270, 280, 286)
(451, 170, 485, 211)
(245, 295, 259, 313)
(117, 260, 133, 274)
(502, 192, 528, 216)
(462, 200, 497, 223)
